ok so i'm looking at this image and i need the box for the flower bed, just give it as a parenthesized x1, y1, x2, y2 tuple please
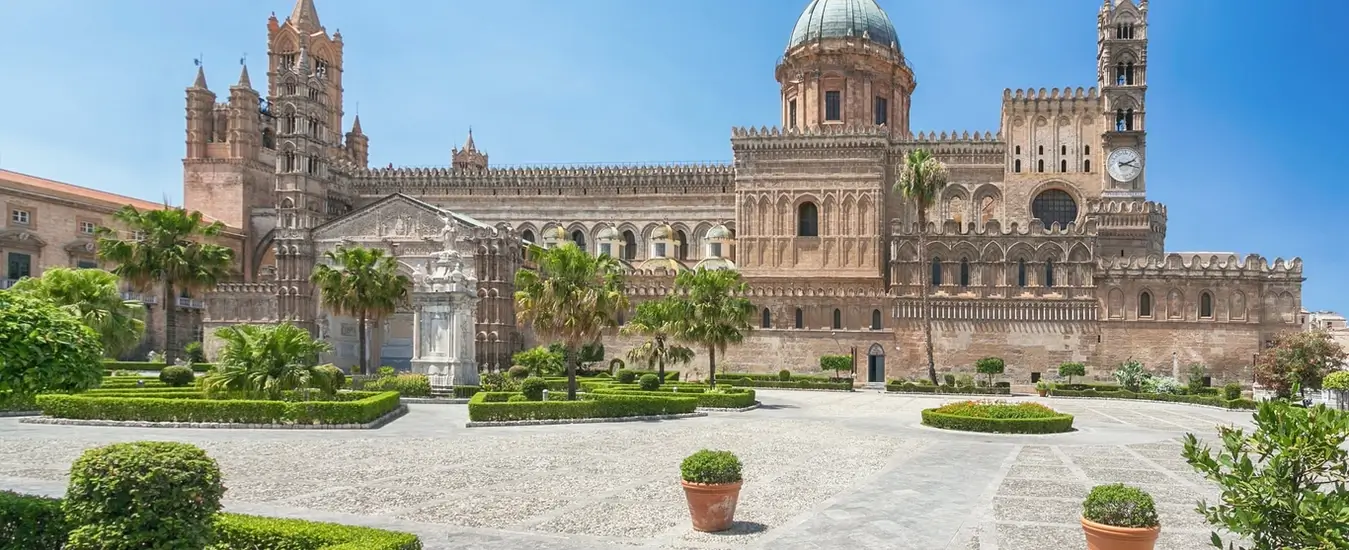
(921, 401, 1075, 434)
(0, 490, 422, 550)
(1048, 388, 1257, 409)
(885, 382, 1011, 395)
(467, 391, 697, 422)
(590, 387, 756, 409)
(34, 391, 401, 425)
(719, 378, 852, 391)
(101, 360, 213, 373)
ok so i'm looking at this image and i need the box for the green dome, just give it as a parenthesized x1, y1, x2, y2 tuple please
(788, 0, 900, 51)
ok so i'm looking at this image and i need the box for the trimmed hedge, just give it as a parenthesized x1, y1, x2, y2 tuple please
(1048, 388, 1258, 409)
(721, 372, 841, 383)
(591, 387, 756, 409)
(355, 374, 431, 398)
(35, 391, 401, 425)
(0, 392, 38, 412)
(453, 386, 480, 398)
(885, 382, 1011, 395)
(626, 369, 680, 381)
(1052, 383, 1122, 392)
(97, 377, 166, 389)
(720, 378, 852, 390)
(101, 360, 213, 373)
(0, 491, 421, 550)
(467, 391, 697, 422)
(921, 407, 1075, 434)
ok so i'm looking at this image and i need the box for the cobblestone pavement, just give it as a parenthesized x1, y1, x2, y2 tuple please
(0, 391, 1252, 549)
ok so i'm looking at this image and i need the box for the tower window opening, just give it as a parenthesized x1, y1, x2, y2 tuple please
(622, 230, 637, 260)
(1015, 145, 1021, 155)
(1126, 108, 1135, 130)
(798, 202, 819, 237)
(959, 258, 970, 287)
(571, 230, 586, 252)
(1017, 259, 1027, 287)
(1044, 259, 1055, 288)
(794, 307, 803, 329)
(1200, 292, 1214, 318)
(1061, 145, 1067, 155)
(1126, 62, 1135, 85)
(832, 309, 842, 330)
(931, 258, 942, 286)
(1084, 159, 1092, 172)
(280, 53, 296, 68)
(789, 99, 798, 129)
(1038, 145, 1044, 155)
(1061, 159, 1068, 172)
(1084, 145, 1091, 155)
(308, 87, 319, 101)
(874, 96, 889, 126)
(1139, 291, 1153, 317)
(1037, 159, 1045, 173)
(762, 308, 772, 329)
(285, 82, 296, 95)
(1117, 63, 1126, 85)
(825, 91, 841, 121)
(1014, 159, 1021, 173)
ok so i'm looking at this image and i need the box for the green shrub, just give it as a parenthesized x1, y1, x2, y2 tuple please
(680, 450, 742, 484)
(778, 369, 791, 381)
(479, 372, 517, 392)
(1048, 387, 1257, 410)
(591, 387, 755, 409)
(507, 394, 529, 402)
(943, 373, 956, 386)
(0, 292, 104, 398)
(520, 377, 547, 401)
(1113, 359, 1149, 392)
(1186, 363, 1208, 395)
(0, 490, 66, 549)
(359, 374, 431, 397)
(0, 391, 39, 412)
(102, 360, 213, 373)
(886, 382, 1010, 395)
(36, 391, 401, 425)
(184, 341, 208, 365)
(63, 442, 224, 550)
(1082, 484, 1159, 528)
(720, 378, 851, 390)
(1223, 382, 1244, 400)
(311, 364, 346, 397)
(211, 513, 423, 550)
(1058, 362, 1087, 384)
(955, 374, 974, 388)
(158, 365, 195, 387)
(467, 392, 697, 422)
(513, 346, 564, 377)
(974, 357, 1005, 386)
(615, 369, 637, 384)
(638, 374, 661, 391)
(920, 401, 1074, 434)
(719, 372, 836, 383)
(453, 385, 480, 399)
(1323, 371, 1349, 391)
(507, 366, 530, 380)
(377, 366, 396, 378)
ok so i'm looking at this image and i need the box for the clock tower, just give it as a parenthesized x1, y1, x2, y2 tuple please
(1098, 0, 1148, 199)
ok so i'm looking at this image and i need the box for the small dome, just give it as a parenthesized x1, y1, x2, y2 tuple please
(787, 0, 900, 51)
(706, 224, 733, 240)
(543, 226, 568, 241)
(651, 224, 676, 241)
(596, 226, 620, 241)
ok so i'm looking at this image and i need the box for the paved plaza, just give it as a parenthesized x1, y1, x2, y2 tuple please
(0, 391, 1248, 549)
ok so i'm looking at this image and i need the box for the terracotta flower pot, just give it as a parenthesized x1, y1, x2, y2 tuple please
(1038, 389, 1049, 397)
(1081, 516, 1160, 550)
(681, 480, 742, 532)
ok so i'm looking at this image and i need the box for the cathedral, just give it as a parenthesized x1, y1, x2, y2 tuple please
(194, 0, 1303, 384)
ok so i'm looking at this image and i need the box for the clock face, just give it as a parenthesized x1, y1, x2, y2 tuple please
(1107, 147, 1142, 182)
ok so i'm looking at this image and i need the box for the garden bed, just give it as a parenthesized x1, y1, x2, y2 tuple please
(719, 378, 853, 391)
(32, 390, 402, 425)
(590, 387, 757, 409)
(885, 382, 1012, 396)
(467, 391, 698, 422)
(0, 490, 423, 549)
(1048, 388, 1257, 410)
(921, 401, 1075, 434)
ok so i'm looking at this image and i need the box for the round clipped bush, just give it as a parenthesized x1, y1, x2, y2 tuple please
(158, 365, 195, 387)
(943, 373, 956, 387)
(1323, 371, 1349, 391)
(1223, 382, 1244, 400)
(921, 400, 1075, 434)
(311, 364, 346, 396)
(520, 377, 548, 401)
(1082, 483, 1159, 528)
(63, 441, 225, 550)
(639, 373, 661, 391)
(778, 369, 791, 381)
(377, 366, 396, 378)
(616, 369, 637, 384)
(680, 450, 743, 485)
(507, 366, 530, 380)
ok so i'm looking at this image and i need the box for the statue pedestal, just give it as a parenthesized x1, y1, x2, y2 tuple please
(409, 224, 480, 389)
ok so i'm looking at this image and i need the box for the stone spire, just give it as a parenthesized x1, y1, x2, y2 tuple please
(463, 128, 477, 151)
(351, 114, 363, 134)
(452, 128, 488, 172)
(290, 0, 322, 32)
(192, 66, 208, 89)
(235, 64, 251, 88)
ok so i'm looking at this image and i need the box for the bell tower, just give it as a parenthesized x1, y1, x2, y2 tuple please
(1098, 0, 1149, 199)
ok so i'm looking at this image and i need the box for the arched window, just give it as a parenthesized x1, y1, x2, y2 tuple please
(1014, 159, 1021, 173)
(1139, 291, 1153, 317)
(761, 308, 772, 329)
(1017, 259, 1027, 287)
(1060, 159, 1068, 173)
(1199, 292, 1213, 318)
(1037, 159, 1045, 173)
(522, 229, 536, 244)
(871, 309, 882, 330)
(794, 308, 804, 329)
(798, 202, 819, 237)
(959, 258, 970, 287)
(1084, 159, 1092, 172)
(931, 258, 942, 286)
(280, 197, 295, 209)
(622, 230, 637, 260)
(571, 230, 586, 252)
(1125, 108, 1135, 130)
(1031, 189, 1079, 228)
(676, 230, 688, 260)
(283, 152, 295, 172)
(1116, 109, 1127, 132)
(832, 309, 842, 330)
(1044, 259, 1055, 288)
(1126, 62, 1135, 85)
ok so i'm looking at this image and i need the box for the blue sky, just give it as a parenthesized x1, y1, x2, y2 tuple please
(0, 0, 1344, 313)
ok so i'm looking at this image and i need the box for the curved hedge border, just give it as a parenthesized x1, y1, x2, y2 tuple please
(34, 391, 401, 425)
(1048, 388, 1257, 410)
(920, 409, 1075, 434)
(467, 391, 697, 422)
(886, 382, 1011, 396)
(720, 378, 852, 391)
(591, 387, 756, 409)
(0, 491, 422, 550)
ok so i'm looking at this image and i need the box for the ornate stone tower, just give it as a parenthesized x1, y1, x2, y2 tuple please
(452, 130, 488, 172)
(1098, 0, 1149, 199)
(775, 0, 915, 133)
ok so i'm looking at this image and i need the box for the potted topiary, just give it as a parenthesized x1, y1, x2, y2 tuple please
(680, 449, 743, 532)
(1081, 483, 1160, 550)
(1036, 381, 1050, 397)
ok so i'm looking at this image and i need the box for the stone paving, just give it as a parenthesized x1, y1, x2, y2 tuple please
(0, 391, 1252, 549)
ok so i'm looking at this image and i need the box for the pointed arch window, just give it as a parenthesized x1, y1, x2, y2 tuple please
(521, 229, 536, 244)
(571, 230, 586, 252)
(1200, 292, 1214, 319)
(762, 308, 772, 329)
(622, 230, 637, 260)
(1037, 159, 1045, 173)
(931, 258, 942, 286)
(798, 202, 819, 237)
(1060, 159, 1068, 173)
(1044, 259, 1055, 288)
(1139, 291, 1153, 317)
(959, 258, 970, 287)
(676, 230, 689, 260)
(871, 309, 882, 330)
(832, 309, 842, 330)
(1017, 259, 1027, 287)
(794, 308, 804, 329)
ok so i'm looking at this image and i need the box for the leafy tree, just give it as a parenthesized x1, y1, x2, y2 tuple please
(204, 323, 333, 399)
(895, 149, 949, 385)
(10, 267, 145, 358)
(513, 346, 564, 377)
(1113, 359, 1149, 392)
(974, 357, 1005, 387)
(184, 341, 207, 364)
(1182, 399, 1349, 550)
(668, 268, 754, 387)
(96, 206, 234, 363)
(515, 242, 628, 400)
(310, 245, 411, 375)
(1254, 330, 1347, 399)
(1058, 362, 1086, 385)
(622, 298, 694, 381)
(0, 291, 104, 397)
(819, 354, 852, 380)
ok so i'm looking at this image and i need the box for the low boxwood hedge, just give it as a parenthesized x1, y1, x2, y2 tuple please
(1051, 383, 1122, 392)
(920, 401, 1074, 434)
(101, 361, 213, 373)
(1048, 388, 1257, 409)
(719, 378, 852, 390)
(467, 391, 697, 422)
(591, 387, 755, 409)
(0, 392, 38, 412)
(885, 382, 1011, 395)
(0, 491, 421, 550)
(720, 372, 841, 383)
(453, 385, 479, 398)
(355, 374, 431, 398)
(35, 391, 401, 425)
(627, 370, 680, 381)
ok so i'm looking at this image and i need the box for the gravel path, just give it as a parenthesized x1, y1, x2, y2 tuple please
(0, 391, 1253, 549)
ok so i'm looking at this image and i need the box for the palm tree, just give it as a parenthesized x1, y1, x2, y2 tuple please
(622, 298, 695, 382)
(896, 148, 950, 385)
(205, 322, 333, 399)
(310, 245, 410, 375)
(10, 267, 146, 358)
(669, 268, 755, 387)
(515, 242, 628, 400)
(96, 206, 234, 363)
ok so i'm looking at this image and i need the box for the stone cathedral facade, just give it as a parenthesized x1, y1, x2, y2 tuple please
(196, 0, 1302, 382)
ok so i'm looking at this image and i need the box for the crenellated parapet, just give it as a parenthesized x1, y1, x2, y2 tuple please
(350, 162, 735, 195)
(1099, 253, 1304, 279)
(1003, 87, 1102, 109)
(730, 124, 891, 153)
(891, 217, 1098, 237)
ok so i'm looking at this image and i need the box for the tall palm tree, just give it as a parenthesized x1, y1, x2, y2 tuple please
(310, 245, 410, 375)
(205, 322, 333, 399)
(10, 267, 146, 358)
(895, 148, 949, 385)
(96, 206, 234, 363)
(515, 242, 628, 400)
(622, 298, 694, 382)
(669, 268, 755, 387)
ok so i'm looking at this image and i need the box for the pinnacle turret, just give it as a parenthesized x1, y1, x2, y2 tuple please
(290, 0, 322, 32)
(191, 66, 208, 89)
(235, 64, 252, 88)
(351, 115, 363, 134)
